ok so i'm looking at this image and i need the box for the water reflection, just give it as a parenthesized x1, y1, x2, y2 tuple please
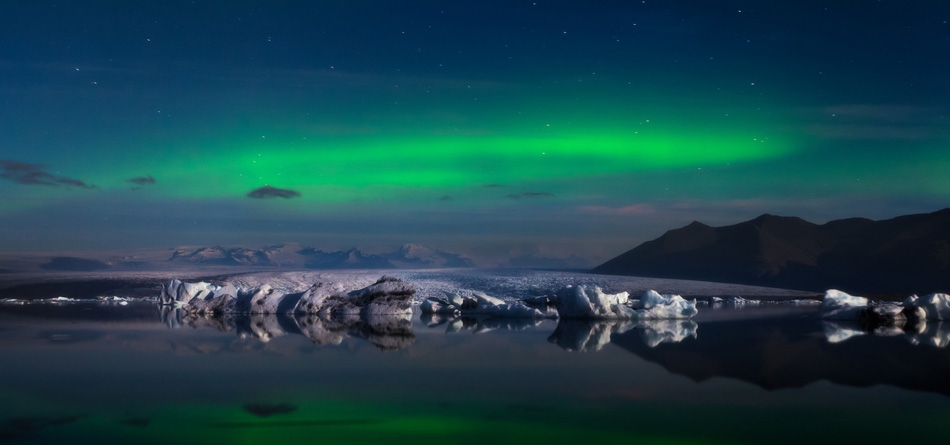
(160, 307, 414, 350)
(822, 319, 950, 347)
(420, 313, 542, 334)
(548, 319, 698, 352)
(613, 316, 950, 397)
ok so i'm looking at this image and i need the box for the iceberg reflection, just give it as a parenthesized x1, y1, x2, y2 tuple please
(420, 312, 543, 334)
(822, 319, 950, 348)
(548, 319, 698, 352)
(161, 308, 414, 350)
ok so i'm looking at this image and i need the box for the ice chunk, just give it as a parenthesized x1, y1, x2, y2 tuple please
(818, 289, 869, 320)
(554, 286, 697, 319)
(818, 289, 950, 323)
(320, 276, 415, 317)
(248, 285, 283, 314)
(419, 297, 461, 316)
(554, 285, 635, 319)
(418, 290, 546, 319)
(293, 282, 344, 314)
(915, 293, 950, 321)
(635, 290, 699, 319)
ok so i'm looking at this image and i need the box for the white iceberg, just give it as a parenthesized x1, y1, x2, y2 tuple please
(419, 291, 546, 319)
(818, 289, 950, 322)
(915, 293, 950, 320)
(161, 276, 415, 317)
(554, 286, 697, 320)
(818, 290, 869, 320)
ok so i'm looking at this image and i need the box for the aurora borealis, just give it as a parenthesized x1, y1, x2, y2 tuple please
(1, 1, 948, 265)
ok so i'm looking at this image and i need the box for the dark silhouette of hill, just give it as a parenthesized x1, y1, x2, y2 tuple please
(593, 208, 950, 294)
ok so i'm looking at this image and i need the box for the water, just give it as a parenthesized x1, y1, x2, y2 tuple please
(1, 295, 948, 445)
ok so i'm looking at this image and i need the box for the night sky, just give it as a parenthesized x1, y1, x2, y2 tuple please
(1, 1, 948, 265)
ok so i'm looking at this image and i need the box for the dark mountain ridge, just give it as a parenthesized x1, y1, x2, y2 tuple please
(594, 208, 950, 294)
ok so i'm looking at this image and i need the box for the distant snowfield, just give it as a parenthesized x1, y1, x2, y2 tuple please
(0, 268, 817, 301)
(214, 269, 817, 301)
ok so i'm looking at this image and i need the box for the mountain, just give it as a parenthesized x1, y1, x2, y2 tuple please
(382, 244, 475, 268)
(167, 244, 474, 270)
(169, 246, 276, 266)
(593, 209, 950, 294)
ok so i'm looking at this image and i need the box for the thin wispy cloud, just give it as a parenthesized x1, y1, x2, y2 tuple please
(507, 192, 554, 199)
(0, 159, 96, 189)
(247, 185, 301, 199)
(127, 175, 156, 186)
(127, 175, 156, 190)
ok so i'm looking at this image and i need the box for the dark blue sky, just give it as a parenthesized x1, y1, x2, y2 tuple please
(1, 1, 948, 265)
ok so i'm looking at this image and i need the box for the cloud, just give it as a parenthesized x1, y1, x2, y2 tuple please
(439, 195, 453, 201)
(247, 185, 301, 199)
(127, 175, 156, 186)
(483, 183, 504, 188)
(0, 159, 96, 189)
(507, 192, 554, 199)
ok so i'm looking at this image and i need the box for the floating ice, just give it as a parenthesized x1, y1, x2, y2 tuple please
(419, 290, 546, 319)
(818, 290, 870, 320)
(818, 289, 950, 322)
(161, 276, 414, 317)
(553, 286, 697, 320)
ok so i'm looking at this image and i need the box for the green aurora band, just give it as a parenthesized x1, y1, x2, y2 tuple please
(147, 129, 788, 201)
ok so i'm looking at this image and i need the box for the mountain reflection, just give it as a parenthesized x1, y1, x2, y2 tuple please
(160, 307, 414, 350)
(612, 316, 950, 397)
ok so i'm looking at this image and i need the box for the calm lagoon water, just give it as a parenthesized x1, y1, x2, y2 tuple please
(1, 298, 949, 444)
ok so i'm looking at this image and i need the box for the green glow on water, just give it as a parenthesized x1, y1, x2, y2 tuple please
(15, 399, 734, 445)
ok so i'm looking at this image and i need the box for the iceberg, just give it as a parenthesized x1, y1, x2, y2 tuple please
(419, 291, 547, 319)
(914, 293, 950, 320)
(818, 290, 869, 320)
(160, 276, 414, 316)
(818, 289, 950, 323)
(554, 286, 697, 319)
